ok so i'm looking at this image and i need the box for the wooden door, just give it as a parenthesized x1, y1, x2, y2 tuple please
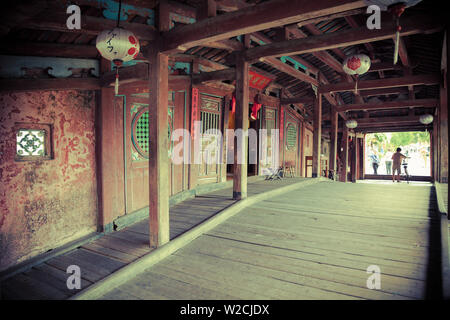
(124, 92, 175, 214)
(284, 112, 300, 175)
(197, 93, 223, 185)
(259, 106, 278, 175)
(125, 94, 150, 214)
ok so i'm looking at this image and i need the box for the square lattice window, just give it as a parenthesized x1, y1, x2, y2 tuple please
(15, 124, 53, 161)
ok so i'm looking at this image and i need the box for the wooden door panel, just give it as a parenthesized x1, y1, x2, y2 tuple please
(127, 95, 150, 213)
(284, 112, 300, 174)
(260, 107, 278, 175)
(197, 93, 223, 185)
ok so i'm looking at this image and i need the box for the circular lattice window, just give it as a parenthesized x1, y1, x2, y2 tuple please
(132, 108, 149, 159)
(286, 123, 297, 151)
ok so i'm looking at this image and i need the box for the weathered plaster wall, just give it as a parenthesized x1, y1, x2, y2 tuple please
(0, 90, 98, 271)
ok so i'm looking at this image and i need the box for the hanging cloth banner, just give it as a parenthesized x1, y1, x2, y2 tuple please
(228, 95, 236, 130)
(251, 97, 262, 121)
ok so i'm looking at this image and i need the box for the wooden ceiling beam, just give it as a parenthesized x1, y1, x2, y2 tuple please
(336, 98, 439, 112)
(284, 25, 343, 74)
(359, 87, 410, 97)
(280, 96, 315, 105)
(355, 125, 431, 133)
(295, 8, 366, 28)
(250, 32, 319, 74)
(260, 57, 319, 86)
(0, 41, 98, 58)
(320, 74, 440, 94)
(368, 62, 403, 73)
(356, 115, 420, 126)
(202, 39, 244, 51)
(0, 78, 101, 92)
(160, 0, 366, 53)
(192, 68, 235, 84)
(215, 0, 253, 12)
(244, 15, 443, 62)
(25, 12, 157, 41)
(302, 24, 346, 60)
(101, 63, 149, 87)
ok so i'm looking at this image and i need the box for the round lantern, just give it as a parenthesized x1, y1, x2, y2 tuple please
(345, 119, 358, 129)
(95, 0, 140, 95)
(419, 114, 433, 125)
(364, 0, 423, 64)
(96, 27, 140, 95)
(343, 54, 371, 76)
(343, 54, 371, 94)
(96, 28, 140, 65)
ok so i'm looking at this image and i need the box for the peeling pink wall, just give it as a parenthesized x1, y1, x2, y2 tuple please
(0, 90, 98, 271)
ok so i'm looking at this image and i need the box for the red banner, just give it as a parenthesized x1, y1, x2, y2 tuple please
(249, 70, 272, 91)
(191, 87, 199, 138)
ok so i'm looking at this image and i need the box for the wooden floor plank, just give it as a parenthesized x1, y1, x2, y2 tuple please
(99, 181, 438, 300)
(3, 179, 440, 300)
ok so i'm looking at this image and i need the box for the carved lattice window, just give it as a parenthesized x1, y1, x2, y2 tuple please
(15, 124, 52, 161)
(286, 123, 297, 151)
(130, 104, 174, 161)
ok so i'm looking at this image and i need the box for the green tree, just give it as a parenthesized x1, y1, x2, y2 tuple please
(390, 131, 430, 147)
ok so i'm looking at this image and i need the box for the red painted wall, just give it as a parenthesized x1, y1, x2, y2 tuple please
(0, 90, 98, 271)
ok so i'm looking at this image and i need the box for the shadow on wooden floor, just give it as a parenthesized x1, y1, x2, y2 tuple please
(425, 186, 443, 299)
(0, 178, 305, 300)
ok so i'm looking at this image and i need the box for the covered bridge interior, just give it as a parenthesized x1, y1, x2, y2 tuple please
(0, 0, 448, 300)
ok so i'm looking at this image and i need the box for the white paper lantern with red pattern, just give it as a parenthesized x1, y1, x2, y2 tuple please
(343, 54, 371, 94)
(96, 28, 140, 64)
(343, 54, 371, 76)
(96, 27, 140, 94)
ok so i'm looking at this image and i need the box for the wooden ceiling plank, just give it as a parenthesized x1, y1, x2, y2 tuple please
(320, 74, 440, 94)
(336, 98, 439, 112)
(244, 15, 443, 62)
(160, 0, 366, 53)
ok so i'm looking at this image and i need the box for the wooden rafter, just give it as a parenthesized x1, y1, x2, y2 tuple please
(319, 74, 440, 93)
(24, 11, 157, 41)
(336, 98, 439, 112)
(159, 0, 366, 53)
(244, 15, 443, 62)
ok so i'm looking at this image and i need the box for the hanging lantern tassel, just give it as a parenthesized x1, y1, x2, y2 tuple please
(115, 67, 119, 95)
(354, 75, 358, 95)
(394, 23, 401, 65)
(390, 3, 406, 65)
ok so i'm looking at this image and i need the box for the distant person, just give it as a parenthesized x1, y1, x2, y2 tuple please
(385, 150, 393, 175)
(392, 147, 407, 182)
(370, 152, 380, 175)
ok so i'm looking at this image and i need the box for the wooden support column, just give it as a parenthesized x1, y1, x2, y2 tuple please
(312, 94, 322, 177)
(340, 127, 349, 182)
(148, 47, 170, 248)
(361, 135, 366, 179)
(351, 135, 358, 183)
(329, 107, 338, 177)
(358, 137, 365, 179)
(432, 124, 439, 181)
(439, 31, 449, 183)
(439, 82, 448, 183)
(233, 54, 249, 200)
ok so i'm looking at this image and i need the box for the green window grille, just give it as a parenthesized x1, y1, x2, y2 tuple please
(16, 129, 46, 156)
(135, 111, 149, 155)
(131, 105, 174, 161)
